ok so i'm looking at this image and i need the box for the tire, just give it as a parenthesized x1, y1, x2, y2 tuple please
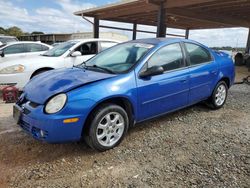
(208, 81, 228, 109)
(84, 103, 129, 151)
(234, 53, 244, 66)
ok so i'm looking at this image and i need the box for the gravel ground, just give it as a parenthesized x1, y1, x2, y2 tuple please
(0, 67, 249, 188)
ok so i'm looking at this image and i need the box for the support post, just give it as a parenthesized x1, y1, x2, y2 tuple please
(246, 28, 250, 53)
(93, 17, 100, 38)
(156, 2, 166, 37)
(132, 23, 137, 40)
(185, 29, 190, 39)
(52, 34, 55, 43)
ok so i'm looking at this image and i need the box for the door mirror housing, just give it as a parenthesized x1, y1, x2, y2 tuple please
(71, 51, 82, 57)
(0, 50, 4, 57)
(139, 65, 164, 78)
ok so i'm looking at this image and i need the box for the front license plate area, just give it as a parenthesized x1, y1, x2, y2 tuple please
(13, 105, 22, 124)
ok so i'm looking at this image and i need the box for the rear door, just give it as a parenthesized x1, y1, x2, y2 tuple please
(136, 43, 190, 121)
(184, 42, 218, 104)
(24, 43, 49, 56)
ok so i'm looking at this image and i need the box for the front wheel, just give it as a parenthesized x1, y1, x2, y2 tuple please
(208, 81, 228, 109)
(84, 104, 129, 151)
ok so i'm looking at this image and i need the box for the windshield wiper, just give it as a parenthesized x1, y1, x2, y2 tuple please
(91, 65, 114, 74)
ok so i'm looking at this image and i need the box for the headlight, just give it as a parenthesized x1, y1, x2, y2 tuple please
(45, 93, 67, 114)
(0, 64, 25, 74)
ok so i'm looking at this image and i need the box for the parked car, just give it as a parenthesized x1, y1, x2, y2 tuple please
(0, 41, 52, 63)
(0, 39, 119, 89)
(0, 35, 18, 45)
(13, 38, 235, 151)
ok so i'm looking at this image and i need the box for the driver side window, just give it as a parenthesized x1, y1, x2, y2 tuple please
(75, 42, 98, 55)
(148, 43, 184, 72)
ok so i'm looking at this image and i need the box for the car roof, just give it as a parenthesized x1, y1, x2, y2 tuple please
(0, 36, 17, 38)
(68, 38, 121, 43)
(4, 41, 50, 46)
(129, 38, 184, 45)
(128, 38, 209, 49)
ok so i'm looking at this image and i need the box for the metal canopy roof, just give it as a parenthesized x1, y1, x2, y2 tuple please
(74, 0, 250, 30)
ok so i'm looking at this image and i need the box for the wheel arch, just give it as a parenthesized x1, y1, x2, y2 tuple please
(30, 67, 54, 79)
(218, 77, 230, 88)
(82, 96, 136, 136)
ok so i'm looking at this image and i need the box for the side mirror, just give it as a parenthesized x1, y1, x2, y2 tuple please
(139, 65, 164, 78)
(71, 51, 82, 57)
(0, 50, 4, 57)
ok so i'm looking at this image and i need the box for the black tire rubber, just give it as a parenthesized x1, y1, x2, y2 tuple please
(31, 69, 50, 79)
(234, 53, 244, 66)
(84, 103, 129, 151)
(208, 81, 228, 110)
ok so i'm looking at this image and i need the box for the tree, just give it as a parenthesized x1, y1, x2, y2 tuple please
(31, 31, 44, 35)
(0, 27, 6, 35)
(6, 26, 24, 37)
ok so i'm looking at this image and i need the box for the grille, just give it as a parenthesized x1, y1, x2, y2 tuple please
(19, 119, 31, 132)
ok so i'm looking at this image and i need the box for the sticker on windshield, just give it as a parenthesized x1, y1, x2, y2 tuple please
(134, 43, 154, 49)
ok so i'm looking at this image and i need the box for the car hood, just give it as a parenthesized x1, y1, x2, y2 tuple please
(24, 68, 116, 104)
(0, 55, 60, 66)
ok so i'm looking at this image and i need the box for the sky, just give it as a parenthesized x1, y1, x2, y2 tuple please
(0, 0, 249, 47)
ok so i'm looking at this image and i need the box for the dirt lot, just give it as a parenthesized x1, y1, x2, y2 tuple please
(0, 67, 249, 188)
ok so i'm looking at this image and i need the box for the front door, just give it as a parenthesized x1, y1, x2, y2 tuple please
(136, 43, 190, 121)
(69, 42, 98, 66)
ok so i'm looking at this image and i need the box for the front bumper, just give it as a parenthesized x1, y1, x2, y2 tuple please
(14, 97, 89, 143)
(0, 73, 30, 90)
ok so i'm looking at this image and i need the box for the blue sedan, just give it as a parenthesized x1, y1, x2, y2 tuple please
(13, 38, 235, 151)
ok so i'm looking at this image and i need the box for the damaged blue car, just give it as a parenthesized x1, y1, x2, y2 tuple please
(13, 38, 235, 151)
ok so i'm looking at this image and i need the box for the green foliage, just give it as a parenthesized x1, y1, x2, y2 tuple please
(211, 46, 246, 51)
(5, 26, 23, 37)
(0, 26, 44, 37)
(31, 31, 44, 35)
(0, 27, 6, 35)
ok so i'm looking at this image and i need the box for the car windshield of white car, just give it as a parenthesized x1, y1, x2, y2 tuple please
(84, 42, 154, 74)
(0, 44, 7, 48)
(0, 37, 18, 43)
(42, 41, 78, 57)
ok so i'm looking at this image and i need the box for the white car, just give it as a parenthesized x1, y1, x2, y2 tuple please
(0, 41, 52, 63)
(0, 35, 18, 45)
(0, 39, 119, 89)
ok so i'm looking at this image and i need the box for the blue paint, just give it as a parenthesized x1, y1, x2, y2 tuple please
(15, 38, 235, 143)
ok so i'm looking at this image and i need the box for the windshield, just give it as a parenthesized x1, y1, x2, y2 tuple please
(0, 37, 18, 43)
(43, 41, 77, 57)
(84, 42, 153, 73)
(0, 44, 7, 49)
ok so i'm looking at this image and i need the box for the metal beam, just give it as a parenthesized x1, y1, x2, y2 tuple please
(185, 29, 189, 39)
(93, 17, 99, 38)
(246, 28, 250, 53)
(99, 25, 157, 34)
(156, 2, 166, 37)
(132, 23, 137, 40)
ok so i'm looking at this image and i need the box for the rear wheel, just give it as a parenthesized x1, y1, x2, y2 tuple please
(208, 81, 228, 109)
(84, 104, 129, 151)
